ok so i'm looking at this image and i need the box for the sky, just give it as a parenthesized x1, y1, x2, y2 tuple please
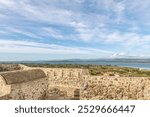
(0, 0, 150, 61)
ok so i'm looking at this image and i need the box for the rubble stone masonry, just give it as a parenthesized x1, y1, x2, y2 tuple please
(0, 65, 150, 100)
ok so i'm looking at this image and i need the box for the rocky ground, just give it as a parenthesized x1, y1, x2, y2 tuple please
(0, 64, 21, 72)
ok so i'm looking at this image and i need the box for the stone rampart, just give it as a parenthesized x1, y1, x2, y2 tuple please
(1, 65, 150, 100)
(43, 68, 84, 99)
(80, 76, 150, 100)
(0, 69, 48, 100)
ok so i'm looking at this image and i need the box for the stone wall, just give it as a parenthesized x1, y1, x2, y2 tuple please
(81, 76, 150, 100)
(1, 65, 150, 100)
(43, 68, 84, 98)
(0, 76, 11, 97)
(0, 68, 48, 100)
(46, 86, 80, 100)
(4, 78, 48, 100)
(43, 68, 83, 86)
(40, 68, 150, 100)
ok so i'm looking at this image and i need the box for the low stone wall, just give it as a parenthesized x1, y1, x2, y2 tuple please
(1, 65, 150, 100)
(0, 68, 48, 100)
(81, 76, 150, 100)
(42, 68, 150, 100)
(47, 86, 80, 100)
(5, 78, 48, 100)
(43, 68, 83, 87)
(37, 68, 84, 99)
(0, 76, 11, 97)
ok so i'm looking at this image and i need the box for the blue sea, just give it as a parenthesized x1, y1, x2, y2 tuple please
(4, 59, 150, 70)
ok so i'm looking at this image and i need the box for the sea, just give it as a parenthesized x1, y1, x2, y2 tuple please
(1, 58, 150, 70)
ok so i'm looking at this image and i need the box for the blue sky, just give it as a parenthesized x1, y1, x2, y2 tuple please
(0, 0, 150, 61)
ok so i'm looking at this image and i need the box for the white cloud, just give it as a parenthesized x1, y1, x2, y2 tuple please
(0, 40, 112, 55)
(110, 52, 128, 58)
(0, 1, 126, 41)
(42, 27, 64, 40)
(0, 0, 150, 57)
(4, 27, 40, 39)
(0, 0, 15, 7)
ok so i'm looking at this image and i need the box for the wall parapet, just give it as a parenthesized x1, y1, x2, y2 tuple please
(1, 66, 150, 100)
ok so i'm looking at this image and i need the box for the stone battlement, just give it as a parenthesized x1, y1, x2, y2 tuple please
(0, 65, 150, 100)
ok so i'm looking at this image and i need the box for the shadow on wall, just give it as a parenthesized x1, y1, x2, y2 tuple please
(46, 88, 80, 100)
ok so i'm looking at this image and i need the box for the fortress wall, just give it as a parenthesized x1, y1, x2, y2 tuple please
(81, 76, 150, 100)
(42, 68, 150, 100)
(1, 65, 150, 100)
(47, 86, 79, 99)
(42, 68, 83, 98)
(0, 68, 48, 100)
(43, 68, 83, 87)
(0, 76, 11, 97)
(8, 78, 48, 100)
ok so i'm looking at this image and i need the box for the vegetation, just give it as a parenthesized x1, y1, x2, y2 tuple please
(24, 63, 150, 77)
(24, 63, 90, 69)
(0, 64, 21, 72)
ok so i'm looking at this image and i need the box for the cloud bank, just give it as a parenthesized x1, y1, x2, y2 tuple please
(0, 0, 150, 60)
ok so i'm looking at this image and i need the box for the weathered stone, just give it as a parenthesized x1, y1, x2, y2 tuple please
(1, 65, 150, 100)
